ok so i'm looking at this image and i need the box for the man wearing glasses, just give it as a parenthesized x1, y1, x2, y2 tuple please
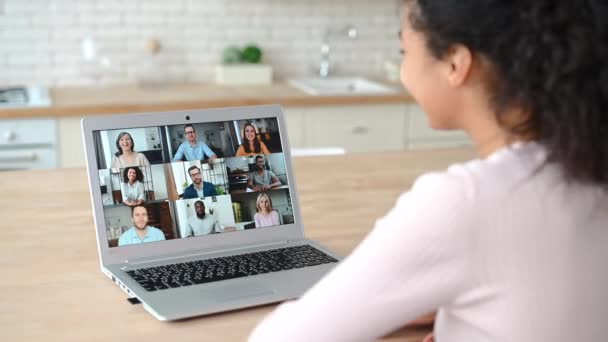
(173, 124, 218, 162)
(182, 165, 218, 199)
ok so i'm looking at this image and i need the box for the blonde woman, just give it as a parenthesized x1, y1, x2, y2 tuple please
(235, 122, 271, 157)
(254, 193, 280, 228)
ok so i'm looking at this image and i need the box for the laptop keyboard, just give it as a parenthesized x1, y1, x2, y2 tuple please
(125, 245, 338, 292)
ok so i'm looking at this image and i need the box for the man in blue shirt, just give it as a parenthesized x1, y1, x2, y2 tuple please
(182, 165, 218, 199)
(118, 205, 166, 246)
(173, 124, 217, 162)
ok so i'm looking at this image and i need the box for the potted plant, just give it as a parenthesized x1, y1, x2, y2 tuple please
(215, 44, 273, 85)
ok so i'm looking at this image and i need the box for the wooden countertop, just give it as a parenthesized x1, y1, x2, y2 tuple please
(0, 148, 475, 341)
(0, 82, 414, 119)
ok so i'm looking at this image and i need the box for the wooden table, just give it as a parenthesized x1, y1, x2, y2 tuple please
(0, 148, 475, 341)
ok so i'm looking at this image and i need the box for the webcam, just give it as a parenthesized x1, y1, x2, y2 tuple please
(186, 115, 191, 121)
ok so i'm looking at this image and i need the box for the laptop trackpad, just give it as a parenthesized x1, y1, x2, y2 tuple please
(202, 281, 276, 303)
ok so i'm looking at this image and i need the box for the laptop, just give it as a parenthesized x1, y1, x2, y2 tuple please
(81, 104, 341, 320)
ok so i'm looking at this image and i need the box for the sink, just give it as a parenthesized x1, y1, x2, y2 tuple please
(289, 77, 399, 96)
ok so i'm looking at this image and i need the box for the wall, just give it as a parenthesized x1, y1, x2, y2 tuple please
(150, 164, 168, 199)
(0, 0, 402, 86)
(266, 153, 286, 180)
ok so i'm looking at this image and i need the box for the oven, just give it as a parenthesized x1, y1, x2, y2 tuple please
(228, 174, 249, 190)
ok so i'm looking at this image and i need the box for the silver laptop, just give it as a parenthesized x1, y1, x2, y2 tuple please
(82, 104, 341, 320)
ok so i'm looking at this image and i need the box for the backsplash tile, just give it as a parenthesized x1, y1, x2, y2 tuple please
(0, 0, 403, 86)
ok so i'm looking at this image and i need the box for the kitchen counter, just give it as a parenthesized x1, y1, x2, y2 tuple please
(0, 82, 414, 119)
(0, 148, 475, 341)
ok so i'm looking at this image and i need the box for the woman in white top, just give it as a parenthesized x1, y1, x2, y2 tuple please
(121, 166, 145, 206)
(249, 1, 608, 341)
(111, 132, 151, 169)
(254, 193, 280, 228)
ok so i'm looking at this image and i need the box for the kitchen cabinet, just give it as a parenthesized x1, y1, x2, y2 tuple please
(58, 117, 85, 168)
(284, 103, 471, 153)
(0, 118, 57, 170)
(283, 109, 304, 149)
(405, 104, 471, 149)
(294, 104, 407, 153)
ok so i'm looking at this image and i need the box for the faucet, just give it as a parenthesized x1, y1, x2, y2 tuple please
(319, 25, 358, 78)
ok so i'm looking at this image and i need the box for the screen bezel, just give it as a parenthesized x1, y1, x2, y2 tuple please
(82, 105, 305, 266)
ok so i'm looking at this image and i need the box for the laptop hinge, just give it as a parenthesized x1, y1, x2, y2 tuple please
(122, 239, 291, 267)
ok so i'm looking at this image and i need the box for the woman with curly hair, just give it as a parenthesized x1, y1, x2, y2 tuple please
(120, 166, 145, 206)
(249, 1, 608, 341)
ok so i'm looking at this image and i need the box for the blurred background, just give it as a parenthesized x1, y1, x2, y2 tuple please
(0, 0, 471, 171)
(0, 0, 402, 85)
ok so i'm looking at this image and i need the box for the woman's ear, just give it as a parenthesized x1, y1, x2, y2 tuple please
(444, 44, 473, 87)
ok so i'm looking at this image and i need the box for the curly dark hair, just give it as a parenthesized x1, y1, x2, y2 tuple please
(241, 122, 262, 154)
(404, 0, 608, 187)
(122, 166, 144, 183)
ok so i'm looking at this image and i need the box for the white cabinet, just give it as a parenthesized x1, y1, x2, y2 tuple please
(405, 104, 471, 149)
(284, 103, 471, 153)
(286, 104, 408, 153)
(283, 108, 305, 149)
(58, 117, 85, 168)
(0, 118, 57, 170)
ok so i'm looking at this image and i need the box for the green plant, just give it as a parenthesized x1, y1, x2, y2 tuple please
(221, 44, 263, 64)
(241, 45, 262, 63)
(222, 46, 243, 64)
(215, 186, 226, 196)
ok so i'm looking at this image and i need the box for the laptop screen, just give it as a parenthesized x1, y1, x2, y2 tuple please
(93, 117, 295, 248)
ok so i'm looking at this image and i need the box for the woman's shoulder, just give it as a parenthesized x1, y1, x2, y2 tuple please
(408, 144, 547, 207)
(410, 162, 476, 200)
(438, 143, 548, 195)
(259, 141, 270, 153)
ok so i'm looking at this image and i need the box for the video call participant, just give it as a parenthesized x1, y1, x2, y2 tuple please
(173, 124, 217, 162)
(235, 122, 271, 157)
(182, 165, 218, 199)
(182, 200, 222, 237)
(121, 166, 145, 206)
(111, 132, 151, 169)
(117, 205, 165, 246)
(254, 193, 280, 228)
(248, 155, 281, 191)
